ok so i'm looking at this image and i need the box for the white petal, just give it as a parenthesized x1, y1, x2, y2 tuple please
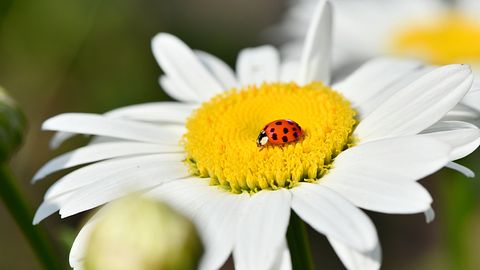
(471, 77, 480, 92)
(50, 102, 193, 149)
(352, 66, 434, 120)
(88, 136, 125, 145)
(442, 103, 480, 123)
(298, 0, 332, 85)
(461, 88, 480, 113)
(44, 154, 186, 201)
(145, 178, 213, 217)
(279, 61, 300, 83)
(43, 113, 184, 145)
(445, 162, 475, 178)
(236, 45, 280, 86)
(104, 102, 196, 123)
(147, 178, 246, 270)
(196, 192, 248, 270)
(422, 120, 478, 133)
(34, 156, 187, 223)
(33, 193, 72, 224)
(291, 183, 377, 252)
(234, 189, 291, 270)
(195, 50, 238, 89)
(355, 65, 473, 142)
(152, 33, 223, 101)
(270, 240, 291, 270)
(33, 142, 183, 182)
(349, 136, 451, 180)
(421, 121, 480, 160)
(50, 132, 75, 149)
(321, 136, 451, 213)
(159, 75, 200, 102)
(58, 160, 188, 218)
(424, 207, 435, 223)
(333, 58, 422, 117)
(328, 237, 381, 270)
(323, 178, 433, 214)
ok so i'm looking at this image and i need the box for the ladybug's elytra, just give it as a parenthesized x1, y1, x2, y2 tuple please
(256, 119, 303, 147)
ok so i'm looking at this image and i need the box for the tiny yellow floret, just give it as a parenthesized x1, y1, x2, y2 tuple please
(184, 82, 356, 193)
(392, 13, 480, 65)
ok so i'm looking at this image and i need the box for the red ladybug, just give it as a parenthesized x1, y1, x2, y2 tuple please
(256, 119, 303, 147)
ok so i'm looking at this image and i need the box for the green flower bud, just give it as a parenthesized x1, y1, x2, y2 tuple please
(84, 196, 203, 270)
(0, 87, 26, 162)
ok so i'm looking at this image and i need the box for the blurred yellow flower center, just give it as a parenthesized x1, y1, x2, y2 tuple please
(184, 82, 356, 193)
(392, 13, 480, 65)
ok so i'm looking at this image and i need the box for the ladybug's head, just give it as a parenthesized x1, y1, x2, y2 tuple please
(256, 130, 269, 147)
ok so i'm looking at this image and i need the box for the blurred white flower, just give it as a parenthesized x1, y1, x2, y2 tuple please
(275, 0, 480, 112)
(34, 1, 480, 270)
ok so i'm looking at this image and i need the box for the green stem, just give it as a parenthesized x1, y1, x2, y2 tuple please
(286, 212, 314, 270)
(440, 170, 476, 270)
(0, 164, 62, 270)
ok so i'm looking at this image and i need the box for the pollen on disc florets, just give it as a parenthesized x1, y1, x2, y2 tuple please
(184, 82, 357, 193)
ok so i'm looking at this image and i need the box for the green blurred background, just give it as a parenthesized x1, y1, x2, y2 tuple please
(0, 0, 479, 269)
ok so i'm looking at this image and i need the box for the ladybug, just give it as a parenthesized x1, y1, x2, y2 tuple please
(256, 119, 303, 147)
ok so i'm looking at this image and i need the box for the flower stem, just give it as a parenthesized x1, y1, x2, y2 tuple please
(0, 164, 62, 270)
(440, 170, 476, 270)
(286, 211, 314, 270)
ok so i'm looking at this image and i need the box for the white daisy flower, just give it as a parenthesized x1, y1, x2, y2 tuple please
(275, 0, 480, 113)
(34, 1, 480, 270)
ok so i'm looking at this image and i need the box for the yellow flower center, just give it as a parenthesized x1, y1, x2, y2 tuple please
(391, 13, 480, 66)
(184, 82, 356, 193)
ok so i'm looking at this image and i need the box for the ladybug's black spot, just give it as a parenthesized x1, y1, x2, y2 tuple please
(283, 128, 289, 134)
(270, 128, 275, 132)
(292, 127, 297, 131)
(272, 133, 278, 140)
(275, 121, 282, 125)
(293, 132, 299, 138)
(282, 136, 288, 142)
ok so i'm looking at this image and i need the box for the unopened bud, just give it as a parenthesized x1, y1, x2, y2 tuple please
(84, 196, 203, 270)
(0, 87, 26, 162)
